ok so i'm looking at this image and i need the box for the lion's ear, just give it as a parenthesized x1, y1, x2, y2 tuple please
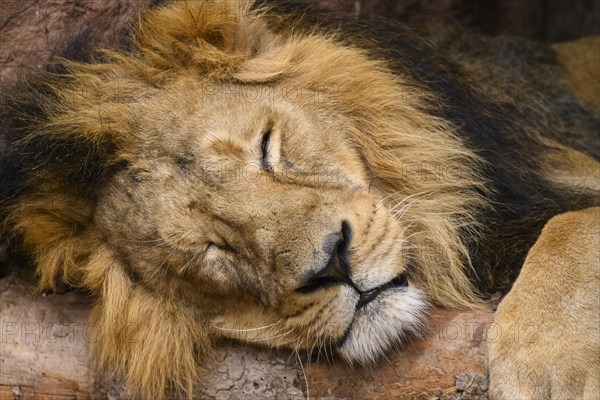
(90, 256, 211, 399)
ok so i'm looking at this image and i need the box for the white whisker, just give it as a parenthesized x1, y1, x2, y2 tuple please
(213, 319, 283, 333)
(296, 348, 310, 400)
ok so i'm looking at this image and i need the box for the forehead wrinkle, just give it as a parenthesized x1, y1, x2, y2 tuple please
(200, 121, 248, 158)
(210, 136, 247, 158)
(201, 104, 274, 157)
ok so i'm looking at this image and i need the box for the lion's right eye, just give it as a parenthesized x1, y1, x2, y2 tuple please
(260, 126, 272, 171)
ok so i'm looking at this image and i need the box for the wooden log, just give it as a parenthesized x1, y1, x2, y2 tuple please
(303, 309, 492, 400)
(0, 271, 493, 399)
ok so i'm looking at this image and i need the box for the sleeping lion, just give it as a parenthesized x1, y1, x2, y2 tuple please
(1, 0, 598, 398)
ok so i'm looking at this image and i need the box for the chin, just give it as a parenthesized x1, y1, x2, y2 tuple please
(337, 287, 429, 365)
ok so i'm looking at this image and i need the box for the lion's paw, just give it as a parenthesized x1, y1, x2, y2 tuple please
(488, 208, 600, 399)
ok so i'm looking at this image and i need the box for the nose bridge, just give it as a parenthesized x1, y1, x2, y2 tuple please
(255, 189, 341, 277)
(297, 220, 354, 292)
(322, 230, 343, 261)
(229, 180, 366, 285)
(261, 184, 336, 227)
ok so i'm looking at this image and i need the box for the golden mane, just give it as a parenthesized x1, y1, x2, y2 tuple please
(17, 0, 484, 304)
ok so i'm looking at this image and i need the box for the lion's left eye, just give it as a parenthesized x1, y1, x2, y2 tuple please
(206, 242, 219, 255)
(260, 125, 272, 171)
(205, 241, 234, 259)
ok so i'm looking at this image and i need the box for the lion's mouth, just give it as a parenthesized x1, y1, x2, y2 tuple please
(356, 272, 408, 309)
(335, 271, 410, 348)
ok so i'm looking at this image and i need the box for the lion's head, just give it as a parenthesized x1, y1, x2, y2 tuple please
(4, 1, 485, 397)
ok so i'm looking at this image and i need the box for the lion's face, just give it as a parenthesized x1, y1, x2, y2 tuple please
(94, 78, 427, 364)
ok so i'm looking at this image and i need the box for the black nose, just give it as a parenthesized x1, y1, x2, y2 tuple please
(297, 221, 353, 293)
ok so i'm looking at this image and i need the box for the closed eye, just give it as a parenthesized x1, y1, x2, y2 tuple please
(205, 240, 235, 258)
(260, 123, 273, 171)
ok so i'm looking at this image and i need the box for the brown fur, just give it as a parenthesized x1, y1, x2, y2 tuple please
(2, 1, 599, 398)
(489, 207, 600, 399)
(553, 37, 600, 110)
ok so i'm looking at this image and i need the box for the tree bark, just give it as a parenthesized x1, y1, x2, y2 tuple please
(1, 271, 493, 399)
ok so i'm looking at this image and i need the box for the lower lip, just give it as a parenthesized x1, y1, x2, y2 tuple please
(356, 273, 408, 309)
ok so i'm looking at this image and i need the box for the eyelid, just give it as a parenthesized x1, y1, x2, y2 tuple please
(260, 120, 275, 171)
(205, 240, 235, 257)
(261, 128, 272, 169)
(205, 242, 220, 256)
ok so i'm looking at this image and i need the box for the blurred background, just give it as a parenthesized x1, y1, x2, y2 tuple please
(316, 0, 600, 42)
